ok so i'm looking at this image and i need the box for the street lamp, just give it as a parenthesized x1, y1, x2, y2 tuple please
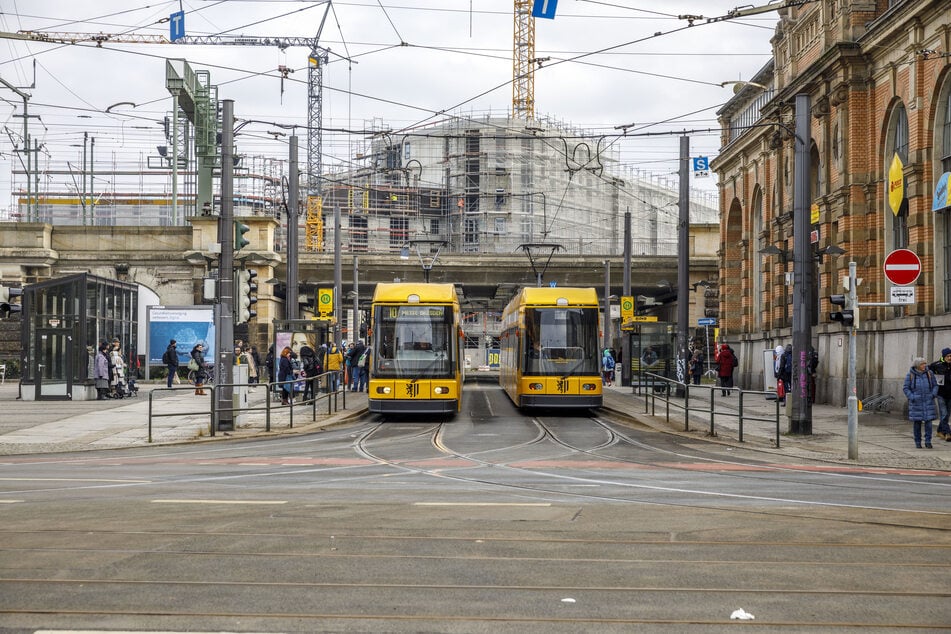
(720, 80, 770, 94)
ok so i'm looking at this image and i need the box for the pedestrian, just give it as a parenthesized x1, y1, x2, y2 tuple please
(601, 349, 616, 386)
(344, 341, 355, 389)
(265, 345, 275, 384)
(356, 345, 370, 392)
(110, 339, 126, 398)
(278, 346, 294, 405)
(190, 343, 207, 396)
(689, 349, 704, 385)
(349, 339, 366, 391)
(94, 343, 111, 400)
(324, 341, 344, 392)
(250, 346, 262, 383)
(290, 350, 303, 397)
(928, 348, 951, 441)
(715, 343, 736, 396)
(299, 345, 320, 401)
(903, 356, 938, 449)
(778, 344, 793, 405)
(162, 339, 178, 388)
(806, 346, 819, 404)
(241, 346, 258, 386)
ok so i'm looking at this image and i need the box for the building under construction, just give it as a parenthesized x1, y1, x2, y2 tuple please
(318, 115, 719, 256)
(8, 114, 717, 257)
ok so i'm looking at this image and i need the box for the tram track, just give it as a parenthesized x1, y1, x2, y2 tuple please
(349, 413, 951, 531)
(2, 408, 949, 630)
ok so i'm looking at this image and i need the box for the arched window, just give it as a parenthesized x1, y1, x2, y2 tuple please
(752, 187, 764, 330)
(809, 142, 821, 198)
(935, 75, 951, 310)
(894, 105, 909, 162)
(885, 102, 909, 250)
(942, 90, 951, 172)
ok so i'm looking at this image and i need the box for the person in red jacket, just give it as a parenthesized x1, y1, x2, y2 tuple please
(715, 344, 737, 396)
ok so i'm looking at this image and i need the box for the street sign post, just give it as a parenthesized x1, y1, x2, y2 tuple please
(883, 248, 921, 286)
(692, 156, 709, 179)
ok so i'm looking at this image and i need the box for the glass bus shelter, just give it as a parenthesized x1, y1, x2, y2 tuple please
(20, 273, 138, 400)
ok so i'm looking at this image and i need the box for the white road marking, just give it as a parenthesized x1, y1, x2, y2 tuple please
(151, 499, 287, 505)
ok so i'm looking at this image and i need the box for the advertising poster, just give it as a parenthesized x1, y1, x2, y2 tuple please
(147, 306, 216, 364)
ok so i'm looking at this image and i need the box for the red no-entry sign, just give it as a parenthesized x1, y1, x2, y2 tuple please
(883, 249, 921, 286)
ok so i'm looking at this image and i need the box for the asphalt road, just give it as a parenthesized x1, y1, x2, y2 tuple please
(1, 382, 949, 633)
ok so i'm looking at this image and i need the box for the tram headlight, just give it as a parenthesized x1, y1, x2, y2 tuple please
(529, 383, 543, 391)
(376, 386, 391, 394)
(434, 386, 449, 395)
(582, 383, 598, 391)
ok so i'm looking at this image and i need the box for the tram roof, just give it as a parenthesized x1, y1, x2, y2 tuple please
(371, 282, 459, 304)
(512, 286, 599, 307)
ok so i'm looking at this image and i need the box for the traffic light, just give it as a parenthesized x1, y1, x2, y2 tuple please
(0, 285, 23, 319)
(234, 268, 258, 324)
(234, 220, 251, 251)
(829, 294, 855, 328)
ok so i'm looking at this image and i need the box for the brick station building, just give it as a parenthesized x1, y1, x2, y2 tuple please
(713, 0, 951, 406)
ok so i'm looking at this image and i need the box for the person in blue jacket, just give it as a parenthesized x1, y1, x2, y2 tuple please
(903, 356, 938, 449)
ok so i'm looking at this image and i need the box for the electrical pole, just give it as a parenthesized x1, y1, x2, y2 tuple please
(791, 94, 813, 434)
(2, 75, 34, 221)
(603, 260, 611, 353)
(622, 210, 632, 387)
(847, 261, 858, 459)
(215, 99, 236, 431)
(352, 256, 360, 343)
(677, 135, 690, 386)
(334, 202, 342, 344)
(287, 135, 299, 320)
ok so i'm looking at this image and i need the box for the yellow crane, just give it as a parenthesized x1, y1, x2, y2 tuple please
(513, 0, 535, 119)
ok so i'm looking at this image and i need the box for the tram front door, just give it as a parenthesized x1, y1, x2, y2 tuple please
(34, 327, 73, 401)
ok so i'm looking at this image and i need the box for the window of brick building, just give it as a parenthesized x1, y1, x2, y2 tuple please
(887, 103, 909, 250)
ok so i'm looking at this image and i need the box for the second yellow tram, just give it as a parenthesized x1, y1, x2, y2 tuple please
(368, 283, 464, 415)
(499, 287, 603, 409)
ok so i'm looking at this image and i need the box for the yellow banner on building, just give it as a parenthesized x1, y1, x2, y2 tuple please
(888, 153, 904, 215)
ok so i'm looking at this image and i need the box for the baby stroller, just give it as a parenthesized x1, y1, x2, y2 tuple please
(112, 373, 138, 399)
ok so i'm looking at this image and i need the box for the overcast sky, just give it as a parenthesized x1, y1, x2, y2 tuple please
(0, 0, 779, 215)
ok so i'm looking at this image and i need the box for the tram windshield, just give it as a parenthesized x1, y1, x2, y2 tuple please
(522, 307, 599, 375)
(373, 304, 456, 378)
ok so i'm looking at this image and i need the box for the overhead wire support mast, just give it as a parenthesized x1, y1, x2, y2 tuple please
(10, 7, 339, 235)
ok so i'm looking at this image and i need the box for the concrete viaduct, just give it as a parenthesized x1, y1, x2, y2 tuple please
(0, 217, 720, 350)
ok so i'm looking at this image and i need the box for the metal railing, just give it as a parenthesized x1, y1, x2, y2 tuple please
(147, 371, 349, 443)
(635, 372, 783, 447)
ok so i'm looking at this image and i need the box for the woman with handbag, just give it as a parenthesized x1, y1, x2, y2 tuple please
(278, 346, 294, 405)
(190, 343, 207, 396)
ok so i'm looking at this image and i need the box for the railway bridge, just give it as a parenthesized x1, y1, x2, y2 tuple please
(0, 218, 719, 350)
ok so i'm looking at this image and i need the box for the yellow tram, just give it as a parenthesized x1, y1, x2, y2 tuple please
(499, 287, 603, 409)
(368, 283, 464, 415)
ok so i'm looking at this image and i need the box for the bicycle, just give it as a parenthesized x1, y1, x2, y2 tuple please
(187, 363, 215, 386)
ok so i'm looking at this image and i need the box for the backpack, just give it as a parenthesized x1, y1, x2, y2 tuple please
(603, 355, 615, 371)
(357, 350, 369, 368)
(162, 349, 173, 364)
